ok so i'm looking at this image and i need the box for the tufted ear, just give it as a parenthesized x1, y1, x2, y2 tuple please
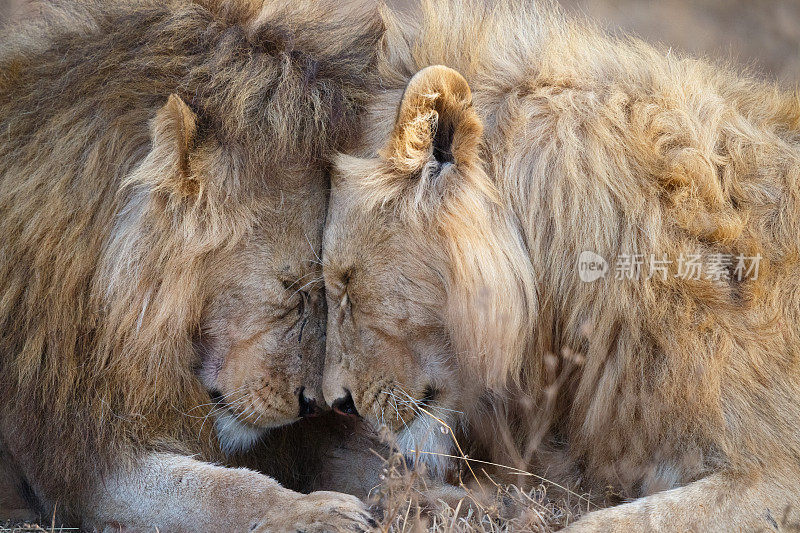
(381, 65, 482, 178)
(148, 94, 201, 197)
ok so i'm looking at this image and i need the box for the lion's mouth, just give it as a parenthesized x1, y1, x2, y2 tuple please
(362, 384, 447, 433)
(383, 384, 441, 425)
(210, 393, 301, 455)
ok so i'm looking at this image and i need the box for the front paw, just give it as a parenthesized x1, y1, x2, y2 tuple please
(255, 491, 378, 533)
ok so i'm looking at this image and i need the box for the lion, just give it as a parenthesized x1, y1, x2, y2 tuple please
(321, 0, 800, 530)
(0, 0, 383, 530)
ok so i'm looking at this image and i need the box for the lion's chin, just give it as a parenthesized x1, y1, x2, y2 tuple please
(394, 414, 455, 479)
(214, 411, 296, 455)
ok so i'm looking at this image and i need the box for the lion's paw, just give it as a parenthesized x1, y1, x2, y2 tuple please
(253, 491, 378, 533)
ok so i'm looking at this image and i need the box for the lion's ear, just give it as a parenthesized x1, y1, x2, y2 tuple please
(382, 65, 482, 176)
(148, 94, 200, 197)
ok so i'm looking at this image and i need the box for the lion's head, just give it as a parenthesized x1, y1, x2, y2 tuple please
(159, 89, 331, 451)
(195, 181, 329, 453)
(99, 91, 329, 457)
(322, 65, 535, 476)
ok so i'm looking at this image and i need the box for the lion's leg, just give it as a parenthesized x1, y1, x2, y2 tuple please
(564, 469, 800, 532)
(82, 452, 376, 533)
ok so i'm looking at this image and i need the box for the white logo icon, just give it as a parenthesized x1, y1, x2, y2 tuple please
(578, 251, 608, 282)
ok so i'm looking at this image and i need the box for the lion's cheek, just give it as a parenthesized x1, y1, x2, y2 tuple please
(213, 331, 287, 398)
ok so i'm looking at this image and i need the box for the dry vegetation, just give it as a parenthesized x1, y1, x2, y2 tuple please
(371, 444, 587, 532)
(374, 457, 581, 532)
(365, 343, 601, 532)
(0, 522, 77, 532)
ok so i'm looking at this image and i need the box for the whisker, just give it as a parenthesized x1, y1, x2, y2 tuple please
(383, 389, 411, 432)
(291, 277, 323, 297)
(305, 234, 322, 264)
(198, 390, 250, 441)
(284, 271, 318, 290)
(185, 384, 250, 414)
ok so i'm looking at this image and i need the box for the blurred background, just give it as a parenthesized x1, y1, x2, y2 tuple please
(2, 0, 799, 84)
(389, 0, 800, 86)
(561, 0, 800, 85)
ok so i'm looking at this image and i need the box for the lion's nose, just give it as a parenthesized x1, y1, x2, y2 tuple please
(331, 390, 359, 417)
(298, 387, 321, 417)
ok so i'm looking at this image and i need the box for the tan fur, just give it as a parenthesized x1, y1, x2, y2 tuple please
(322, 0, 800, 530)
(0, 0, 382, 529)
